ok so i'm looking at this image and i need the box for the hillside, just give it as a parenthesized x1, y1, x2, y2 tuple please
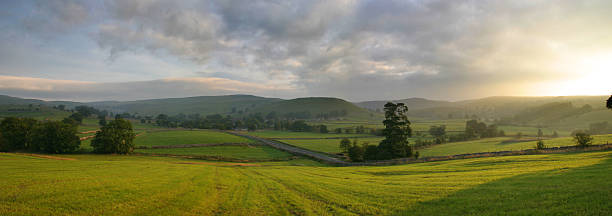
(87, 95, 282, 116)
(253, 97, 374, 120)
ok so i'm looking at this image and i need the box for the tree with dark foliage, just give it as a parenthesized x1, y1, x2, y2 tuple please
(377, 102, 412, 159)
(573, 132, 593, 147)
(91, 118, 136, 154)
(607, 95, 612, 109)
(32, 121, 80, 153)
(0, 117, 37, 151)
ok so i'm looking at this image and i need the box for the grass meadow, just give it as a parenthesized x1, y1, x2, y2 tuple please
(420, 134, 612, 157)
(246, 130, 373, 138)
(134, 145, 293, 161)
(134, 130, 255, 147)
(1, 151, 610, 215)
(278, 137, 384, 154)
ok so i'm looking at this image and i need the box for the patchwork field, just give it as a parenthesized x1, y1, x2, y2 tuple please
(1, 151, 611, 215)
(134, 145, 293, 161)
(134, 130, 255, 147)
(278, 137, 384, 154)
(420, 134, 612, 157)
(246, 130, 374, 138)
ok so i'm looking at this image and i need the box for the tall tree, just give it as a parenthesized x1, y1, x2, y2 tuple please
(91, 118, 136, 154)
(607, 95, 612, 109)
(377, 102, 412, 159)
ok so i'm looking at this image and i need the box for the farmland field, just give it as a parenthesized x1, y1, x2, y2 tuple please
(246, 130, 374, 138)
(134, 145, 293, 161)
(134, 130, 255, 147)
(420, 134, 612, 157)
(1, 151, 611, 215)
(278, 137, 384, 154)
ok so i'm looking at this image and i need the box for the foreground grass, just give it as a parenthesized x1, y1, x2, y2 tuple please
(134, 146, 293, 161)
(420, 134, 612, 157)
(135, 130, 254, 147)
(1, 151, 611, 215)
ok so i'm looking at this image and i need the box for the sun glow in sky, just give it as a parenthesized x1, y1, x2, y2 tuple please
(0, 0, 611, 101)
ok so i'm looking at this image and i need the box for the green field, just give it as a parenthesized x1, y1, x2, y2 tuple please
(278, 137, 385, 154)
(420, 134, 612, 157)
(247, 130, 374, 138)
(1, 151, 611, 215)
(134, 145, 293, 161)
(134, 130, 255, 147)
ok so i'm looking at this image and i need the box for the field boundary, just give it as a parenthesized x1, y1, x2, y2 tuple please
(352, 143, 612, 166)
(135, 142, 263, 149)
(267, 136, 379, 140)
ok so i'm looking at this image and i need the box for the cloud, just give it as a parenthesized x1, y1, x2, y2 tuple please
(2, 0, 612, 101)
(0, 76, 299, 101)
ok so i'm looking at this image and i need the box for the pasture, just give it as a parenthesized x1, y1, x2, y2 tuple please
(246, 130, 373, 138)
(134, 130, 255, 147)
(1, 151, 610, 215)
(134, 145, 293, 161)
(420, 134, 612, 157)
(278, 137, 384, 154)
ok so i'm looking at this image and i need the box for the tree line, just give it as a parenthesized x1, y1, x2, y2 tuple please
(0, 115, 136, 154)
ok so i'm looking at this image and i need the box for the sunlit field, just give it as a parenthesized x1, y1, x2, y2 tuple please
(1, 151, 610, 215)
(134, 145, 293, 161)
(134, 130, 255, 147)
(420, 134, 612, 157)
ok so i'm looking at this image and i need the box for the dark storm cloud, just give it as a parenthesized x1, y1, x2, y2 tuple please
(2, 0, 612, 101)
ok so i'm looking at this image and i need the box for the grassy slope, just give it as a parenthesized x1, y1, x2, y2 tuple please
(134, 146, 293, 161)
(1, 151, 610, 215)
(253, 97, 375, 120)
(420, 134, 612, 157)
(134, 130, 255, 147)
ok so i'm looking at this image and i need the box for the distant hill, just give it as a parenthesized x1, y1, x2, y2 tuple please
(88, 95, 283, 116)
(356, 95, 609, 120)
(252, 97, 374, 120)
(0, 94, 373, 119)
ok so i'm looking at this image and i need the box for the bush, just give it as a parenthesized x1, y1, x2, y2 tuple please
(573, 132, 593, 147)
(339, 138, 351, 153)
(32, 121, 80, 153)
(363, 144, 379, 161)
(535, 140, 546, 150)
(91, 119, 136, 154)
(348, 145, 365, 162)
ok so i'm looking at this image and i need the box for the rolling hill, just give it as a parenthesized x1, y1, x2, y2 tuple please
(0, 94, 374, 119)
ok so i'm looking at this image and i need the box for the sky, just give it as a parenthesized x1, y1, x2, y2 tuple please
(0, 0, 611, 102)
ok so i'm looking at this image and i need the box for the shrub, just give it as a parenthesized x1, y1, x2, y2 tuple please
(363, 144, 379, 161)
(535, 140, 546, 150)
(573, 132, 593, 147)
(339, 138, 351, 153)
(91, 118, 136, 154)
(348, 145, 365, 162)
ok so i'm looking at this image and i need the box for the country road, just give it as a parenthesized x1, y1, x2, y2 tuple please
(226, 131, 348, 165)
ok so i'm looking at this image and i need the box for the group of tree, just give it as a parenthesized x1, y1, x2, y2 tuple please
(341, 102, 414, 162)
(91, 118, 136, 154)
(0, 117, 80, 153)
